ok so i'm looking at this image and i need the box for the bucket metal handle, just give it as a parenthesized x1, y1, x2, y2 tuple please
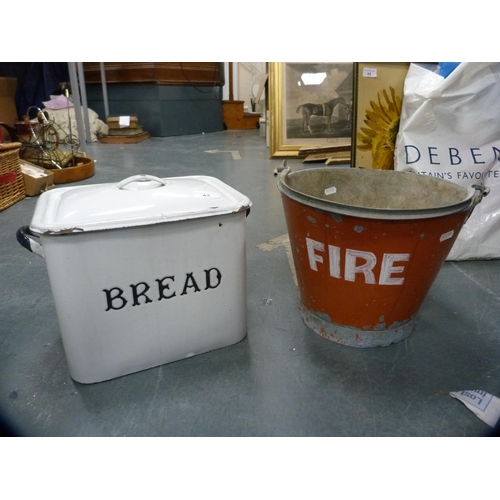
(273, 159, 289, 178)
(16, 226, 45, 258)
(465, 184, 490, 222)
(471, 184, 490, 205)
(116, 175, 168, 190)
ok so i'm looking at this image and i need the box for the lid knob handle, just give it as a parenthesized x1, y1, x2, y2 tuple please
(116, 175, 168, 190)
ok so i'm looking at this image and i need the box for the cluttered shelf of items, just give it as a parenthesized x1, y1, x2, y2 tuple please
(0, 93, 106, 205)
(1, 67, 223, 213)
(0, 84, 149, 209)
(0, 62, 226, 207)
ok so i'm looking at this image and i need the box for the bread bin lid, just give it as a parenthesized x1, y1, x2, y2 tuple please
(29, 174, 252, 234)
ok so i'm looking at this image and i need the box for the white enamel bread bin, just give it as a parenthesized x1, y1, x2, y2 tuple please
(17, 174, 252, 384)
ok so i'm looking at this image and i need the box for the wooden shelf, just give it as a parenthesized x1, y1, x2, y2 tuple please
(100, 132, 151, 144)
(83, 63, 223, 86)
(222, 100, 260, 130)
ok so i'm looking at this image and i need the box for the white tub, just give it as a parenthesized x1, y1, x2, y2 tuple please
(17, 174, 252, 383)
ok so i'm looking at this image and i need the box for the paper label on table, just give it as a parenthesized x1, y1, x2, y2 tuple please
(119, 116, 130, 128)
(450, 390, 500, 428)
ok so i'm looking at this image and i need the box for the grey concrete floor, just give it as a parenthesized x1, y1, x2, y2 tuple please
(1, 129, 500, 436)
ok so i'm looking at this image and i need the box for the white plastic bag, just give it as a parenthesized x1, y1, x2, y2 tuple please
(394, 62, 500, 260)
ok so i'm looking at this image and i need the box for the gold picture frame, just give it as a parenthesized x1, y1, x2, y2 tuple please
(269, 62, 354, 158)
(351, 62, 410, 169)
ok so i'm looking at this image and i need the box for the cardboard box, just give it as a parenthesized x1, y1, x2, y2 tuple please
(20, 160, 54, 196)
(0, 77, 18, 142)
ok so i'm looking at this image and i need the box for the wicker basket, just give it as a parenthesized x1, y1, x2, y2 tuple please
(0, 142, 26, 211)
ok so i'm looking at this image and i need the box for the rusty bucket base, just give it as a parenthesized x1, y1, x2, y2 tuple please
(300, 306, 416, 348)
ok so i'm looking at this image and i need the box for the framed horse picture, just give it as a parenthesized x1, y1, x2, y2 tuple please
(269, 62, 354, 158)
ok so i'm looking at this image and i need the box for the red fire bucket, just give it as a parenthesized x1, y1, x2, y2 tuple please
(278, 167, 487, 348)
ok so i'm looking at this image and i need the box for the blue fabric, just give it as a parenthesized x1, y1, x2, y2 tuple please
(439, 62, 460, 78)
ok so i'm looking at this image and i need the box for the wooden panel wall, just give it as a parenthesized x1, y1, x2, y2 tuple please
(83, 63, 223, 86)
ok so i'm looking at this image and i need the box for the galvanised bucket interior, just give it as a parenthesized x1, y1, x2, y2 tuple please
(281, 167, 474, 219)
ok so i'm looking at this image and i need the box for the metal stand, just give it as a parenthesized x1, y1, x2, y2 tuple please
(76, 62, 91, 143)
(67, 62, 88, 155)
(67, 62, 111, 153)
(100, 63, 110, 118)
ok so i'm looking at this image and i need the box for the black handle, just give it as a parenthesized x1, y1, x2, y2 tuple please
(17, 226, 34, 252)
(16, 226, 45, 258)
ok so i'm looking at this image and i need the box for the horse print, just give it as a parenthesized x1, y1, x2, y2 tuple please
(296, 97, 349, 133)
